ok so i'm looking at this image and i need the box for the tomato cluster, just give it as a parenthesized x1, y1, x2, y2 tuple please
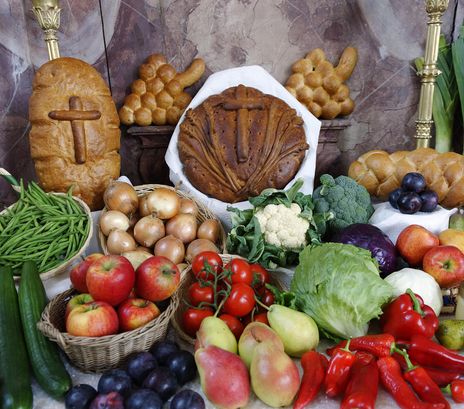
(182, 252, 274, 339)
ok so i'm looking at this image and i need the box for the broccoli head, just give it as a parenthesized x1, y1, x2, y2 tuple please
(312, 174, 374, 235)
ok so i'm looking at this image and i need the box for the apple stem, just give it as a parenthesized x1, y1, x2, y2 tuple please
(406, 288, 425, 317)
(254, 296, 270, 311)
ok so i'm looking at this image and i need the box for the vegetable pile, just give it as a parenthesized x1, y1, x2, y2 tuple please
(227, 179, 333, 268)
(0, 181, 90, 274)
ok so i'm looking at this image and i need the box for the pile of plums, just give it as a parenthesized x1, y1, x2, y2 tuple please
(389, 172, 438, 214)
(65, 341, 204, 409)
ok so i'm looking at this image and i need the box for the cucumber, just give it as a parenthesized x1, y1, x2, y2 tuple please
(0, 265, 32, 409)
(18, 261, 71, 399)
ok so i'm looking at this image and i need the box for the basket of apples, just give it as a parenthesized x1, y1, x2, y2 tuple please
(37, 253, 184, 372)
(172, 251, 286, 344)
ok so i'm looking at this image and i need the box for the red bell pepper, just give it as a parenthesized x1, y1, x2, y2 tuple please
(442, 380, 464, 403)
(394, 348, 450, 409)
(293, 351, 328, 409)
(325, 339, 356, 398)
(341, 352, 378, 409)
(380, 289, 438, 341)
(405, 335, 464, 373)
(327, 334, 395, 358)
(377, 356, 445, 409)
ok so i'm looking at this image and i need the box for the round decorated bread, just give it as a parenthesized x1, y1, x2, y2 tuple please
(178, 85, 309, 203)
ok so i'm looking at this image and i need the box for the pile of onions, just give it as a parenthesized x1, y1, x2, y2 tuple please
(99, 185, 223, 266)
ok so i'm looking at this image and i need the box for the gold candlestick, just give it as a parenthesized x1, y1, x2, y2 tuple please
(31, 0, 61, 60)
(415, 0, 449, 148)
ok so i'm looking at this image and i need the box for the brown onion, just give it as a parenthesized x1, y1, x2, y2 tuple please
(185, 239, 219, 262)
(121, 250, 152, 270)
(179, 198, 199, 217)
(99, 210, 130, 236)
(104, 181, 139, 215)
(154, 235, 185, 264)
(107, 230, 137, 254)
(134, 215, 165, 247)
(145, 188, 180, 219)
(139, 195, 150, 217)
(166, 214, 197, 244)
(197, 219, 221, 243)
(136, 246, 152, 253)
(128, 211, 140, 229)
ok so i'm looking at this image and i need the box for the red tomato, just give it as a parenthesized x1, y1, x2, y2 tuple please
(250, 263, 270, 289)
(182, 307, 214, 336)
(224, 259, 253, 285)
(188, 282, 214, 306)
(253, 312, 269, 325)
(219, 314, 244, 339)
(191, 252, 223, 281)
(223, 283, 256, 317)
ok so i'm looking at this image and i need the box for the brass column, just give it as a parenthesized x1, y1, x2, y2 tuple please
(31, 0, 61, 60)
(415, 0, 449, 149)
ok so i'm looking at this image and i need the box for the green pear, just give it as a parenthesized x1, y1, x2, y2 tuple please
(196, 316, 237, 354)
(250, 341, 300, 407)
(267, 304, 319, 357)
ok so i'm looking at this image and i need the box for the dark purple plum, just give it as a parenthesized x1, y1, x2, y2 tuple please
(170, 389, 205, 409)
(89, 392, 124, 409)
(401, 172, 426, 193)
(65, 384, 98, 409)
(97, 369, 132, 397)
(420, 190, 439, 212)
(166, 350, 196, 385)
(150, 340, 179, 365)
(397, 192, 422, 214)
(125, 389, 163, 409)
(142, 366, 179, 401)
(126, 352, 158, 384)
(388, 188, 403, 209)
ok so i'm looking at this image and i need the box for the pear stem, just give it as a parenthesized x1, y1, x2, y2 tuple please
(254, 296, 270, 311)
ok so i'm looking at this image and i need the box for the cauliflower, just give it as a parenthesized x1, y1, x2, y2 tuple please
(255, 203, 309, 249)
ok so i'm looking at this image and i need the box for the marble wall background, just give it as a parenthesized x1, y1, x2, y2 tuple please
(0, 0, 463, 207)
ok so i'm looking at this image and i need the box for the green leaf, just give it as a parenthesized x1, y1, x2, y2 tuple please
(452, 23, 464, 153)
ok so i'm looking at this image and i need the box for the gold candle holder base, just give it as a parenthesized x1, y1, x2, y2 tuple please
(31, 0, 61, 60)
(414, 0, 449, 149)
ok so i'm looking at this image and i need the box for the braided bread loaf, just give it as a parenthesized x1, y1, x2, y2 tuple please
(285, 47, 357, 119)
(348, 148, 464, 208)
(119, 54, 205, 126)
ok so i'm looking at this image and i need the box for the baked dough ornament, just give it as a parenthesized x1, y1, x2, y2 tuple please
(348, 148, 464, 208)
(29, 57, 121, 210)
(285, 47, 358, 119)
(178, 85, 309, 203)
(119, 54, 206, 126)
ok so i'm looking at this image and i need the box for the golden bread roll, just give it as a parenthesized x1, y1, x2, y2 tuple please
(120, 54, 205, 126)
(348, 148, 464, 208)
(285, 47, 357, 119)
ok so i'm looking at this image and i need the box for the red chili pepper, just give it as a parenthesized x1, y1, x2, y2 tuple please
(405, 335, 464, 373)
(293, 351, 328, 409)
(324, 339, 356, 398)
(341, 352, 378, 409)
(380, 289, 438, 341)
(377, 356, 446, 409)
(442, 380, 464, 403)
(394, 348, 450, 409)
(393, 352, 460, 387)
(326, 334, 395, 358)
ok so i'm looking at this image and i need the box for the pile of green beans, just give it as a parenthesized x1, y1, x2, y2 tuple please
(0, 181, 90, 275)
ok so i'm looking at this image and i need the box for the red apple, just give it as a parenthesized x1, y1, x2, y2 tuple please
(65, 293, 94, 320)
(70, 253, 104, 293)
(117, 298, 160, 332)
(66, 301, 118, 337)
(135, 256, 180, 302)
(396, 225, 439, 266)
(86, 255, 135, 306)
(423, 245, 464, 288)
(128, 288, 137, 298)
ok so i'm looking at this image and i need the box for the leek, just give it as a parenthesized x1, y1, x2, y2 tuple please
(452, 22, 464, 154)
(416, 36, 458, 153)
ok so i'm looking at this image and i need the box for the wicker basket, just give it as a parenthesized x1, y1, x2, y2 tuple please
(0, 169, 93, 281)
(171, 254, 287, 344)
(98, 184, 227, 255)
(37, 283, 181, 372)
